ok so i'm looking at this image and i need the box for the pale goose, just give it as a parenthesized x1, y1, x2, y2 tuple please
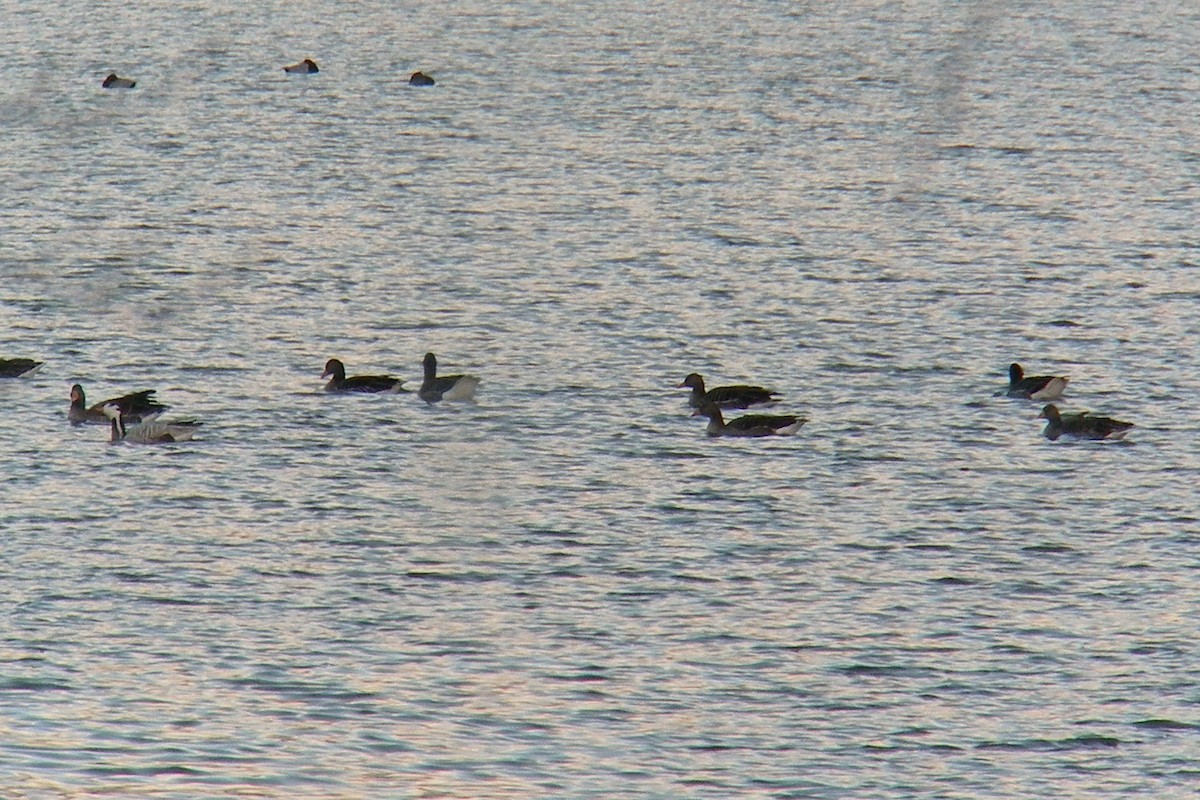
(0, 358, 43, 378)
(418, 352, 479, 402)
(103, 405, 202, 444)
(283, 59, 319, 74)
(102, 73, 136, 89)
(1007, 363, 1068, 401)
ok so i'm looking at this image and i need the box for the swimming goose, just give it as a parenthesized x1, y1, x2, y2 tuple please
(1007, 363, 1068, 400)
(322, 359, 407, 393)
(0, 358, 43, 378)
(419, 352, 479, 402)
(678, 373, 780, 410)
(69, 384, 168, 425)
(283, 59, 319, 74)
(102, 73, 136, 89)
(1039, 404, 1133, 441)
(409, 71, 435, 86)
(102, 405, 202, 444)
(692, 403, 806, 438)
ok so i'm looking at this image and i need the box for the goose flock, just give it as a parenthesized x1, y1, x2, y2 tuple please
(74, 57, 1138, 446)
(0, 351, 481, 446)
(320, 353, 480, 403)
(101, 58, 435, 90)
(678, 372, 804, 438)
(677, 362, 1132, 442)
(65, 381, 201, 444)
(1, 356, 1135, 445)
(1003, 362, 1134, 441)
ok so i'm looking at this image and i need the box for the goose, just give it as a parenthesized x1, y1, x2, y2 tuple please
(678, 372, 780, 410)
(69, 384, 168, 425)
(692, 403, 806, 438)
(1039, 404, 1133, 441)
(409, 71, 435, 86)
(102, 73, 136, 89)
(419, 352, 479, 402)
(321, 359, 407, 393)
(0, 358, 43, 378)
(1007, 363, 1068, 400)
(102, 405, 202, 444)
(283, 59, 319, 74)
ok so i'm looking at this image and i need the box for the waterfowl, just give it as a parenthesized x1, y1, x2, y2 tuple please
(322, 358, 407, 393)
(102, 73, 136, 89)
(1007, 363, 1068, 400)
(1039, 404, 1133, 441)
(418, 352, 479, 403)
(0, 358, 43, 378)
(283, 59, 319, 74)
(692, 403, 806, 438)
(409, 71, 435, 86)
(678, 373, 780, 410)
(69, 384, 168, 425)
(102, 405, 202, 444)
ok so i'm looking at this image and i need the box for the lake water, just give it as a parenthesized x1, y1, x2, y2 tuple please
(2, 0, 1199, 797)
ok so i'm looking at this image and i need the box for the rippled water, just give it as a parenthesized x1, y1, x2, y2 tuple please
(3, 0, 1199, 797)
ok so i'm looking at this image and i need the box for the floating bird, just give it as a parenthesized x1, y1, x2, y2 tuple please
(102, 73, 136, 89)
(321, 358, 407, 394)
(1039, 404, 1133, 441)
(419, 352, 479, 403)
(409, 71, 435, 86)
(692, 402, 806, 438)
(0, 358, 43, 378)
(678, 373, 780, 410)
(1007, 363, 1068, 400)
(283, 59, 319, 74)
(69, 384, 168, 425)
(102, 405, 202, 444)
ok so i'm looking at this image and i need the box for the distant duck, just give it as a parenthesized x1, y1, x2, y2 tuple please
(0, 358, 44, 378)
(69, 384, 168, 425)
(692, 402, 806, 438)
(419, 352, 479, 403)
(1039, 404, 1133, 441)
(102, 73, 136, 89)
(1007, 363, 1068, 400)
(102, 405, 202, 444)
(409, 71, 435, 86)
(321, 358, 407, 394)
(283, 59, 319, 74)
(678, 373, 780, 410)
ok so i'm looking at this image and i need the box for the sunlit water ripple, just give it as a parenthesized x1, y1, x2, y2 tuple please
(2, 0, 1199, 797)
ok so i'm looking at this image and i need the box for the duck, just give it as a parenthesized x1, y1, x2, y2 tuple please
(409, 71, 435, 86)
(321, 358, 407, 393)
(0, 358, 44, 378)
(678, 373, 780, 410)
(102, 405, 202, 444)
(692, 402, 806, 438)
(1007, 363, 1068, 400)
(102, 73, 136, 89)
(69, 384, 168, 425)
(418, 352, 479, 402)
(283, 59, 319, 74)
(1039, 404, 1133, 441)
